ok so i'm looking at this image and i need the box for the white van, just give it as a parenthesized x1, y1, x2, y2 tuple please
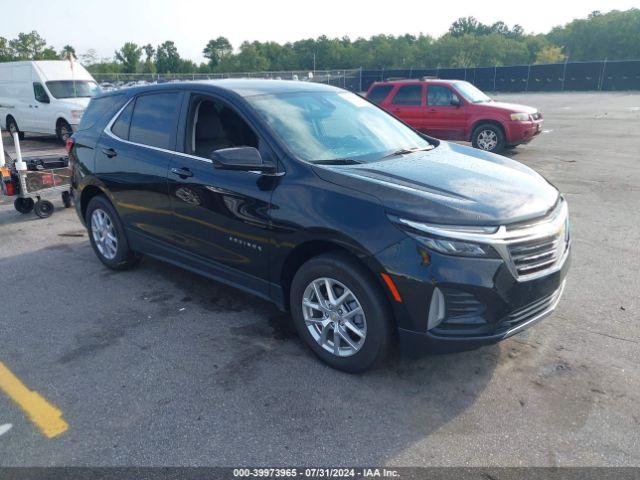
(0, 60, 100, 142)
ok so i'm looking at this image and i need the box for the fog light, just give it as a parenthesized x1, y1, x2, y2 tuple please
(427, 287, 445, 330)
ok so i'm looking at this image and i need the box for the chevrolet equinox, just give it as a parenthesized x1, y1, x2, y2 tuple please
(69, 80, 570, 372)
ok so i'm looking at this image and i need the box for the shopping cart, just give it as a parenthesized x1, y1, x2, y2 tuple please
(1, 129, 71, 218)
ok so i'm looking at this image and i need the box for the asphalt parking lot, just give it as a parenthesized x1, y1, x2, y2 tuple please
(0, 91, 639, 467)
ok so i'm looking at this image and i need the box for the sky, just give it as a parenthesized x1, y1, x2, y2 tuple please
(1, 0, 638, 63)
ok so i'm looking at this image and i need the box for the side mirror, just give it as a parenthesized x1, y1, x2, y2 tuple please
(450, 97, 463, 107)
(210, 147, 275, 174)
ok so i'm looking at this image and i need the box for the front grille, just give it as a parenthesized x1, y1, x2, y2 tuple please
(503, 198, 569, 280)
(500, 283, 565, 331)
(508, 235, 560, 276)
(531, 112, 542, 120)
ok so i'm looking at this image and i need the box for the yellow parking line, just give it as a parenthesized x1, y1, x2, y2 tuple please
(0, 362, 68, 438)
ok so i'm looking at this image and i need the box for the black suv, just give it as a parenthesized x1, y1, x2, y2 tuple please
(69, 80, 570, 372)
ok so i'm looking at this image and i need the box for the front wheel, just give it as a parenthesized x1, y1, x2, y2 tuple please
(290, 252, 393, 373)
(57, 120, 72, 143)
(472, 123, 505, 153)
(86, 195, 141, 270)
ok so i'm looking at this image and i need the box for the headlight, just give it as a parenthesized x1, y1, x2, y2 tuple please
(70, 109, 85, 122)
(414, 235, 496, 257)
(510, 112, 530, 122)
(391, 216, 499, 258)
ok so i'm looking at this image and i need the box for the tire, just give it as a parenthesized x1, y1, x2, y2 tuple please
(6, 117, 25, 141)
(14, 197, 34, 214)
(56, 120, 72, 143)
(85, 195, 141, 270)
(34, 199, 54, 218)
(290, 252, 394, 373)
(61, 191, 72, 208)
(472, 123, 505, 153)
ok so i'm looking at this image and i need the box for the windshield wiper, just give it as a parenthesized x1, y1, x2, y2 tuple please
(311, 158, 363, 165)
(380, 146, 434, 160)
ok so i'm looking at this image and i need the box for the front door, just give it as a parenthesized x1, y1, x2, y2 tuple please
(166, 92, 277, 296)
(94, 91, 183, 244)
(30, 82, 52, 133)
(423, 84, 468, 140)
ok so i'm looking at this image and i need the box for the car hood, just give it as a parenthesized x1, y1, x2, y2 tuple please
(312, 142, 559, 226)
(479, 101, 537, 114)
(57, 97, 91, 109)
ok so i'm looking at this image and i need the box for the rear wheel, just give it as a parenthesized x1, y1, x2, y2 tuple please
(6, 117, 25, 141)
(472, 123, 505, 153)
(86, 195, 141, 270)
(290, 252, 393, 373)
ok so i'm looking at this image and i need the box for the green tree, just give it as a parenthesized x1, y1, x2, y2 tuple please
(142, 44, 156, 73)
(60, 45, 76, 60)
(203, 37, 232, 68)
(547, 8, 640, 60)
(534, 46, 566, 64)
(115, 42, 142, 73)
(155, 41, 181, 73)
(9, 31, 49, 59)
(79, 49, 98, 66)
(0, 37, 13, 61)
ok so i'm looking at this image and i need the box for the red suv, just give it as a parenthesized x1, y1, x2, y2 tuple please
(366, 79, 542, 153)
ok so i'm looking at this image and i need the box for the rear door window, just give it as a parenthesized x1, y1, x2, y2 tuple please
(367, 85, 393, 104)
(128, 92, 182, 150)
(110, 100, 134, 140)
(391, 85, 423, 106)
(79, 94, 125, 131)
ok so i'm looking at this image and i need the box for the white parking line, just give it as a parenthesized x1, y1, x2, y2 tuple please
(0, 424, 12, 437)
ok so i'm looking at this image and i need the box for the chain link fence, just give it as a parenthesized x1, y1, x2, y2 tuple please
(92, 61, 640, 93)
(93, 69, 363, 91)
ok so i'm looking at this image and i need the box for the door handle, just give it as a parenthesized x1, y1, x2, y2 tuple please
(170, 167, 193, 178)
(101, 147, 117, 158)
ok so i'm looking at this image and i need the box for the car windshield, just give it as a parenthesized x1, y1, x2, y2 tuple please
(454, 81, 492, 103)
(246, 91, 433, 163)
(45, 80, 100, 99)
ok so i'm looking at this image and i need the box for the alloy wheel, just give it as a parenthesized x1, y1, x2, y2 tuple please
(301, 277, 367, 357)
(91, 208, 118, 260)
(477, 129, 498, 151)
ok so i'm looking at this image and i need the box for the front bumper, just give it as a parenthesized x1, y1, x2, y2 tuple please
(375, 225, 570, 353)
(506, 119, 543, 145)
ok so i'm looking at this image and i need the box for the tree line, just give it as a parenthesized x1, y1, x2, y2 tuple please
(1, 9, 638, 76)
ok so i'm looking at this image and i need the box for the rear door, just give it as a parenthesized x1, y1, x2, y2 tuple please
(423, 84, 468, 140)
(387, 84, 425, 131)
(94, 91, 183, 244)
(165, 91, 276, 296)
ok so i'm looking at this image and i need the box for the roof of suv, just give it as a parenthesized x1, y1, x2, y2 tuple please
(371, 79, 462, 86)
(95, 79, 341, 100)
